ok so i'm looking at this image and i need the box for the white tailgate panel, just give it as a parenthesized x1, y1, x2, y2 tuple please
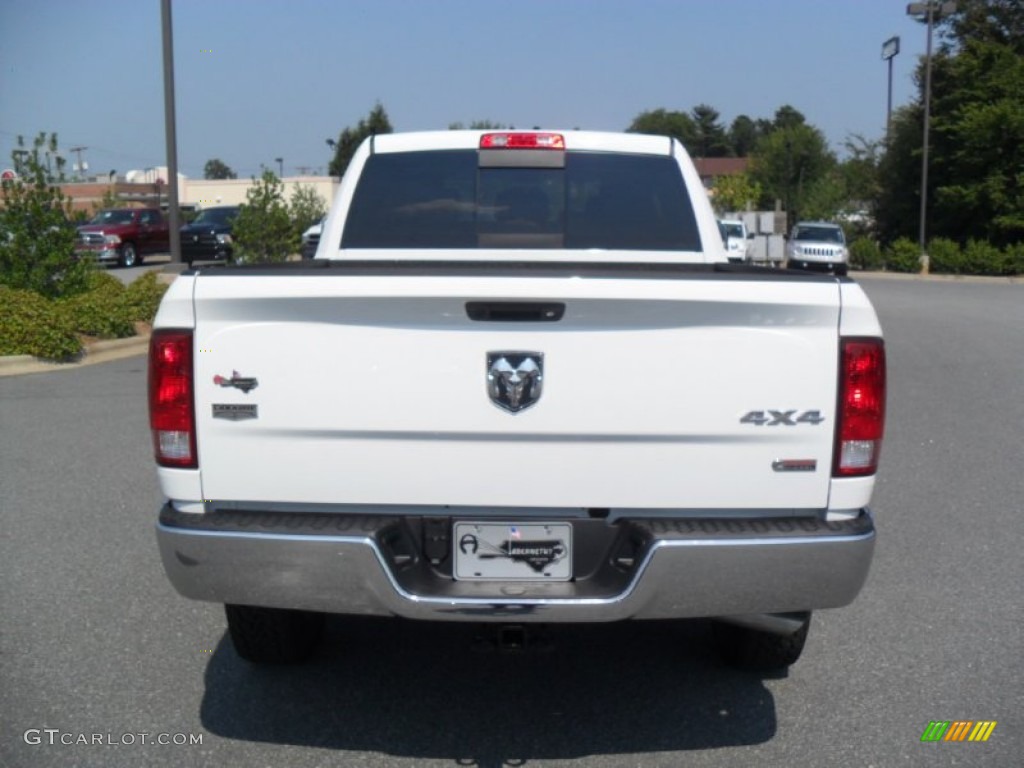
(193, 275, 839, 510)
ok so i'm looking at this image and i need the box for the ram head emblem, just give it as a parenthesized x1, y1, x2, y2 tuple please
(487, 352, 544, 413)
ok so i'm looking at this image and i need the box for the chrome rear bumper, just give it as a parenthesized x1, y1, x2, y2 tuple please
(156, 505, 875, 623)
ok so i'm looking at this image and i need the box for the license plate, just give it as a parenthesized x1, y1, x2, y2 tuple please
(453, 522, 572, 581)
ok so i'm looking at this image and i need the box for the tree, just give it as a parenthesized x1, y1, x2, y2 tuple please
(876, 0, 1024, 247)
(937, 0, 1024, 54)
(626, 108, 699, 151)
(729, 115, 770, 157)
(750, 122, 836, 227)
(449, 120, 508, 130)
(874, 105, 924, 244)
(712, 173, 762, 213)
(203, 158, 236, 180)
(328, 102, 393, 178)
(929, 38, 1024, 245)
(231, 171, 297, 263)
(92, 187, 120, 213)
(0, 148, 90, 298)
(691, 104, 732, 158)
(772, 105, 807, 131)
(800, 170, 849, 223)
(288, 184, 327, 242)
(11, 132, 67, 183)
(840, 134, 882, 206)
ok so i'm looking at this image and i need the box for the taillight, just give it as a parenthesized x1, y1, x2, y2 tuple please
(834, 338, 886, 477)
(480, 132, 565, 149)
(148, 329, 197, 468)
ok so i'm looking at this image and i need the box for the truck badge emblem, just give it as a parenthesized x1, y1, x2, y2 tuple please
(212, 404, 258, 421)
(487, 352, 543, 413)
(213, 371, 259, 394)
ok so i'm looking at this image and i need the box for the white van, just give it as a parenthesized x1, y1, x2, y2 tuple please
(719, 219, 752, 262)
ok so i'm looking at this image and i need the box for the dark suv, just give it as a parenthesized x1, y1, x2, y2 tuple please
(180, 206, 239, 267)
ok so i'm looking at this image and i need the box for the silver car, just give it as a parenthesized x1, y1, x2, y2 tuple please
(786, 221, 848, 276)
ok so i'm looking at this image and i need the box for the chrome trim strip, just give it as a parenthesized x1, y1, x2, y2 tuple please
(259, 428, 809, 445)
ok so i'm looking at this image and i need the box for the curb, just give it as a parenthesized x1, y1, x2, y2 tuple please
(0, 334, 151, 377)
(855, 270, 1021, 285)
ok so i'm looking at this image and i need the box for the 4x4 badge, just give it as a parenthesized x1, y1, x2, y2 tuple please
(213, 371, 258, 394)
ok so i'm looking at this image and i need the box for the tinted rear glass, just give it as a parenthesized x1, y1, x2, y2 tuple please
(794, 225, 844, 243)
(341, 150, 701, 251)
(194, 208, 238, 225)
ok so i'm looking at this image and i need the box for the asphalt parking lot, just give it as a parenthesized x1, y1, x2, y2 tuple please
(0, 274, 1020, 768)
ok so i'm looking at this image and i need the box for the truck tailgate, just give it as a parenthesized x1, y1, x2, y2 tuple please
(191, 270, 840, 510)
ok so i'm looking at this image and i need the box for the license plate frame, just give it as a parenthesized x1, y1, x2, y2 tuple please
(453, 522, 572, 582)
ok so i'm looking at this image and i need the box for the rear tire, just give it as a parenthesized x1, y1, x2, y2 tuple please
(224, 604, 325, 664)
(713, 612, 811, 670)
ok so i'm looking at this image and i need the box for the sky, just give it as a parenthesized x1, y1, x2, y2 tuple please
(1, 0, 935, 180)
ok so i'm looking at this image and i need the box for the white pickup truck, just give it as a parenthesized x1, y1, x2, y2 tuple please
(150, 130, 885, 668)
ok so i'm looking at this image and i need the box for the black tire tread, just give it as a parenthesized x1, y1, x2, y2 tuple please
(119, 243, 138, 268)
(224, 604, 324, 664)
(713, 613, 811, 670)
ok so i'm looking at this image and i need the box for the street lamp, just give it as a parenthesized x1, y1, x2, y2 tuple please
(906, 1, 956, 275)
(881, 36, 900, 142)
(275, 157, 283, 177)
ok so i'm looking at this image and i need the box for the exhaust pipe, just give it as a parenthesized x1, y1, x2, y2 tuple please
(717, 612, 810, 636)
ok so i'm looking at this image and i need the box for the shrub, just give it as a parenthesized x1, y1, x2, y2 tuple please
(288, 184, 327, 243)
(58, 276, 134, 338)
(848, 238, 883, 271)
(884, 238, 921, 273)
(927, 238, 962, 274)
(1003, 242, 1024, 276)
(85, 269, 125, 293)
(0, 158, 93, 299)
(122, 271, 168, 322)
(232, 171, 298, 263)
(0, 285, 81, 360)
(961, 239, 1003, 276)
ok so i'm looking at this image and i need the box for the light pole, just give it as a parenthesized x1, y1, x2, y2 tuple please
(69, 146, 88, 180)
(275, 157, 283, 177)
(881, 36, 900, 142)
(906, 1, 956, 275)
(160, 0, 182, 265)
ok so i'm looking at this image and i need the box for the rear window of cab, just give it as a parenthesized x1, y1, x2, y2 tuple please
(341, 150, 701, 251)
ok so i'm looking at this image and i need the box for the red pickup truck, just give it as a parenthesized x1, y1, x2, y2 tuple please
(76, 208, 170, 267)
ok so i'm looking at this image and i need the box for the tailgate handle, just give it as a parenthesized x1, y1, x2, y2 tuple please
(466, 302, 565, 322)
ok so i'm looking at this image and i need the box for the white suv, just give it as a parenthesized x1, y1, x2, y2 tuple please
(786, 221, 848, 275)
